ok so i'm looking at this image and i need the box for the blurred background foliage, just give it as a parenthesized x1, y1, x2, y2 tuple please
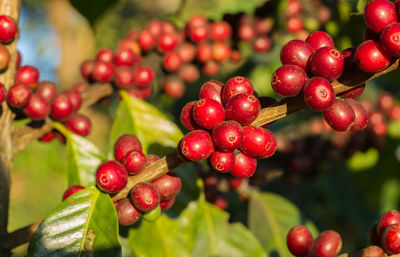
(9, 0, 400, 256)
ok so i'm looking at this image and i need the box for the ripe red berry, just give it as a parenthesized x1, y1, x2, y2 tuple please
(36, 81, 58, 103)
(163, 77, 185, 98)
(378, 92, 395, 111)
(115, 198, 142, 226)
(180, 101, 201, 131)
(241, 126, 274, 157)
(146, 154, 160, 165)
(65, 90, 82, 112)
(228, 177, 245, 190)
(287, 17, 303, 33)
(0, 45, 10, 71)
(305, 31, 335, 51)
(92, 61, 114, 82)
(199, 80, 223, 103)
(157, 33, 177, 52)
(210, 21, 232, 41)
(347, 100, 368, 131)
(160, 198, 175, 211)
(192, 98, 225, 130)
(221, 76, 254, 105)
(133, 67, 154, 88)
(354, 40, 391, 73)
(259, 129, 277, 159)
(163, 52, 182, 72)
(382, 223, 400, 254)
(138, 30, 155, 52)
(212, 120, 243, 152)
(388, 105, 400, 121)
(380, 22, 400, 56)
(15, 65, 40, 89)
(364, 0, 397, 34)
(280, 39, 314, 70)
(238, 23, 255, 41)
(377, 210, 400, 237)
(114, 48, 136, 67)
(361, 245, 386, 257)
(186, 15, 208, 31)
(80, 60, 94, 80)
(286, 225, 314, 257)
(0, 83, 5, 103)
(62, 185, 85, 201)
(178, 64, 199, 83)
(213, 42, 231, 62)
(179, 130, 214, 161)
(177, 43, 196, 63)
(147, 19, 162, 38)
(23, 94, 50, 120)
(113, 134, 143, 162)
(225, 93, 260, 126)
(252, 36, 272, 53)
(231, 152, 257, 178)
(122, 150, 146, 175)
(0, 15, 17, 43)
(151, 173, 182, 201)
(303, 77, 335, 111)
(188, 25, 209, 43)
(271, 65, 307, 97)
(96, 48, 114, 63)
(323, 99, 355, 131)
(210, 150, 235, 173)
(197, 43, 213, 63)
(50, 94, 73, 121)
(340, 84, 365, 99)
(7, 83, 32, 108)
(130, 182, 160, 212)
(65, 113, 91, 136)
(96, 160, 128, 194)
(312, 230, 342, 257)
(202, 61, 220, 76)
(114, 67, 134, 89)
(308, 47, 344, 81)
(342, 47, 356, 72)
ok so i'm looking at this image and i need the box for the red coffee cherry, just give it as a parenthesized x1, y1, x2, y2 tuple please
(50, 94, 73, 121)
(188, 25, 209, 43)
(382, 223, 400, 254)
(230, 49, 242, 63)
(377, 210, 400, 237)
(96, 160, 128, 194)
(199, 80, 223, 104)
(0, 15, 17, 43)
(286, 17, 303, 33)
(225, 93, 260, 126)
(186, 15, 208, 31)
(192, 98, 225, 130)
(160, 198, 175, 211)
(0, 83, 6, 103)
(92, 61, 114, 83)
(202, 60, 220, 76)
(0, 45, 10, 71)
(255, 18, 273, 34)
(36, 81, 58, 103)
(62, 185, 85, 201)
(210, 150, 235, 173)
(114, 67, 134, 89)
(65, 113, 91, 137)
(130, 182, 160, 212)
(303, 77, 335, 111)
(163, 77, 185, 99)
(323, 99, 356, 131)
(231, 152, 257, 178)
(342, 47, 356, 72)
(305, 31, 335, 51)
(178, 64, 199, 83)
(15, 65, 40, 89)
(221, 76, 254, 106)
(113, 134, 143, 162)
(65, 90, 82, 112)
(364, 0, 397, 34)
(115, 198, 142, 226)
(163, 52, 183, 72)
(138, 30, 155, 52)
(197, 43, 213, 63)
(280, 39, 314, 70)
(179, 130, 214, 161)
(133, 67, 154, 88)
(80, 60, 94, 80)
(271, 64, 307, 97)
(180, 101, 201, 131)
(252, 36, 272, 53)
(212, 193, 228, 210)
(308, 47, 344, 81)
(210, 21, 232, 41)
(240, 126, 273, 157)
(378, 92, 395, 111)
(347, 100, 368, 131)
(286, 225, 314, 257)
(380, 22, 400, 56)
(177, 43, 196, 63)
(388, 105, 400, 121)
(361, 245, 386, 257)
(147, 19, 162, 38)
(23, 94, 50, 120)
(213, 42, 231, 62)
(151, 173, 182, 201)
(122, 150, 146, 175)
(96, 48, 114, 63)
(7, 83, 32, 108)
(146, 154, 160, 165)
(354, 40, 391, 73)
(212, 120, 244, 152)
(312, 230, 342, 257)
(259, 129, 277, 159)
(340, 84, 365, 99)
(157, 33, 177, 52)
(114, 48, 136, 67)
(238, 23, 255, 41)
(228, 177, 245, 190)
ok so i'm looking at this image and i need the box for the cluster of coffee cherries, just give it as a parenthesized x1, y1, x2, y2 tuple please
(368, 210, 400, 255)
(286, 225, 342, 257)
(0, 15, 17, 72)
(86, 134, 183, 225)
(178, 77, 277, 179)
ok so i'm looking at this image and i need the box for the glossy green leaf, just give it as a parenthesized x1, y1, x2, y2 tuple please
(53, 123, 105, 187)
(110, 91, 183, 154)
(69, 0, 118, 26)
(347, 148, 379, 172)
(249, 191, 318, 257)
(28, 186, 121, 257)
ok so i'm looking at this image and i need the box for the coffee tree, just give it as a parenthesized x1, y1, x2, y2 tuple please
(1, 0, 400, 256)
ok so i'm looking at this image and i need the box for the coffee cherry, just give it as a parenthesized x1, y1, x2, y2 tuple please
(340, 84, 365, 99)
(163, 77, 185, 98)
(241, 126, 273, 157)
(308, 47, 344, 81)
(271, 64, 307, 97)
(178, 64, 199, 83)
(197, 43, 213, 63)
(212, 193, 228, 210)
(65, 90, 82, 112)
(364, 0, 397, 34)
(0, 45, 10, 71)
(202, 61, 220, 76)
(114, 48, 136, 66)
(96, 48, 114, 63)
(113, 134, 143, 162)
(118, 39, 141, 55)
(230, 49, 241, 63)
(62, 185, 85, 201)
(303, 77, 335, 111)
(50, 94, 73, 121)
(180, 101, 201, 131)
(361, 245, 386, 257)
(7, 83, 32, 108)
(96, 160, 128, 194)
(36, 81, 58, 103)
(378, 92, 394, 111)
(115, 198, 142, 226)
(286, 225, 314, 257)
(221, 76, 254, 106)
(130, 182, 160, 212)
(347, 100, 368, 131)
(160, 198, 175, 211)
(186, 15, 208, 31)
(23, 94, 50, 120)
(355, 40, 391, 73)
(382, 224, 400, 254)
(199, 80, 223, 104)
(192, 98, 225, 130)
(138, 30, 155, 52)
(133, 67, 154, 88)
(341, 47, 356, 72)
(146, 154, 160, 165)
(253, 36, 272, 53)
(114, 67, 134, 89)
(179, 130, 214, 161)
(280, 40, 314, 70)
(212, 42, 231, 62)
(151, 173, 182, 201)
(231, 152, 257, 178)
(212, 120, 244, 152)
(157, 33, 177, 52)
(305, 31, 335, 51)
(260, 130, 277, 159)
(323, 99, 355, 131)
(92, 61, 114, 82)
(147, 19, 162, 37)
(177, 43, 196, 63)
(380, 23, 400, 56)
(312, 230, 342, 257)
(163, 52, 182, 72)
(388, 105, 400, 121)
(0, 83, 5, 103)
(210, 150, 235, 173)
(0, 15, 17, 43)
(122, 150, 146, 175)
(15, 65, 39, 89)
(238, 23, 255, 41)
(210, 21, 231, 41)
(142, 204, 161, 222)
(188, 25, 208, 43)
(287, 17, 303, 33)
(225, 93, 260, 126)
(228, 177, 245, 189)
(80, 60, 94, 80)
(65, 113, 91, 136)
(377, 210, 400, 237)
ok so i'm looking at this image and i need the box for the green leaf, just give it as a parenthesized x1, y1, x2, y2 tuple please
(69, 0, 118, 26)
(388, 120, 400, 138)
(356, 0, 367, 14)
(380, 179, 400, 213)
(28, 186, 121, 257)
(110, 91, 183, 154)
(53, 123, 105, 187)
(128, 193, 267, 257)
(249, 191, 318, 257)
(249, 64, 278, 97)
(347, 148, 379, 172)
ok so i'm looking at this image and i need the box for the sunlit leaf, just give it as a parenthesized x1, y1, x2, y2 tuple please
(347, 148, 379, 172)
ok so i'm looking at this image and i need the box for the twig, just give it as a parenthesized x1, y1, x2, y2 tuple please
(1, 220, 41, 250)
